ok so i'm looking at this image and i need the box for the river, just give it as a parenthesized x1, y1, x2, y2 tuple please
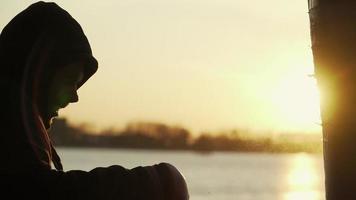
(57, 148, 325, 200)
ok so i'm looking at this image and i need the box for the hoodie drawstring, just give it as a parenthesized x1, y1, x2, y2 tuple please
(50, 142, 63, 171)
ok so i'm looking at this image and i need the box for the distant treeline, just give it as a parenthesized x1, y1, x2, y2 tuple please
(49, 118, 323, 154)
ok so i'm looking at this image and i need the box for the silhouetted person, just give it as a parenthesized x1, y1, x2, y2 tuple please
(0, 2, 189, 200)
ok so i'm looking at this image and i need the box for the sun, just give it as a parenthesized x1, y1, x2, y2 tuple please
(270, 73, 321, 133)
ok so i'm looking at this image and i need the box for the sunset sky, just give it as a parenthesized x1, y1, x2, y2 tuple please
(1, 0, 321, 135)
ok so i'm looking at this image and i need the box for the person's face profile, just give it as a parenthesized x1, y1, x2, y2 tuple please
(40, 62, 85, 129)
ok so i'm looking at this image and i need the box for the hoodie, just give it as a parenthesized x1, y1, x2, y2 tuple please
(0, 2, 188, 200)
(0, 1, 97, 171)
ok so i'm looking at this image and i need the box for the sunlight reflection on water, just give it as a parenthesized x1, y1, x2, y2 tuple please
(282, 154, 324, 200)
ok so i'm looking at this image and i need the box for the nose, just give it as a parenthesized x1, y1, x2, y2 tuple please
(70, 90, 79, 103)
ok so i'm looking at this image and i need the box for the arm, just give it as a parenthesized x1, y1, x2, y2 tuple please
(48, 163, 189, 200)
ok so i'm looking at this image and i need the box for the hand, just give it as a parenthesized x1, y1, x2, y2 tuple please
(155, 163, 189, 200)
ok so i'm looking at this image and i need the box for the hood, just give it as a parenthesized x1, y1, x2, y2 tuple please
(0, 1, 98, 171)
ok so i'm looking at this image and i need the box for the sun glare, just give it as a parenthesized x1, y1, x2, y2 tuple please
(270, 72, 321, 133)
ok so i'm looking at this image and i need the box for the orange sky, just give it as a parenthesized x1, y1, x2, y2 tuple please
(0, 0, 321, 135)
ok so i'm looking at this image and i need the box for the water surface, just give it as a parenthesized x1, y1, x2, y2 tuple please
(58, 148, 325, 200)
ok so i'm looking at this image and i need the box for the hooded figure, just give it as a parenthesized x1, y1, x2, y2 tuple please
(0, 2, 188, 200)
